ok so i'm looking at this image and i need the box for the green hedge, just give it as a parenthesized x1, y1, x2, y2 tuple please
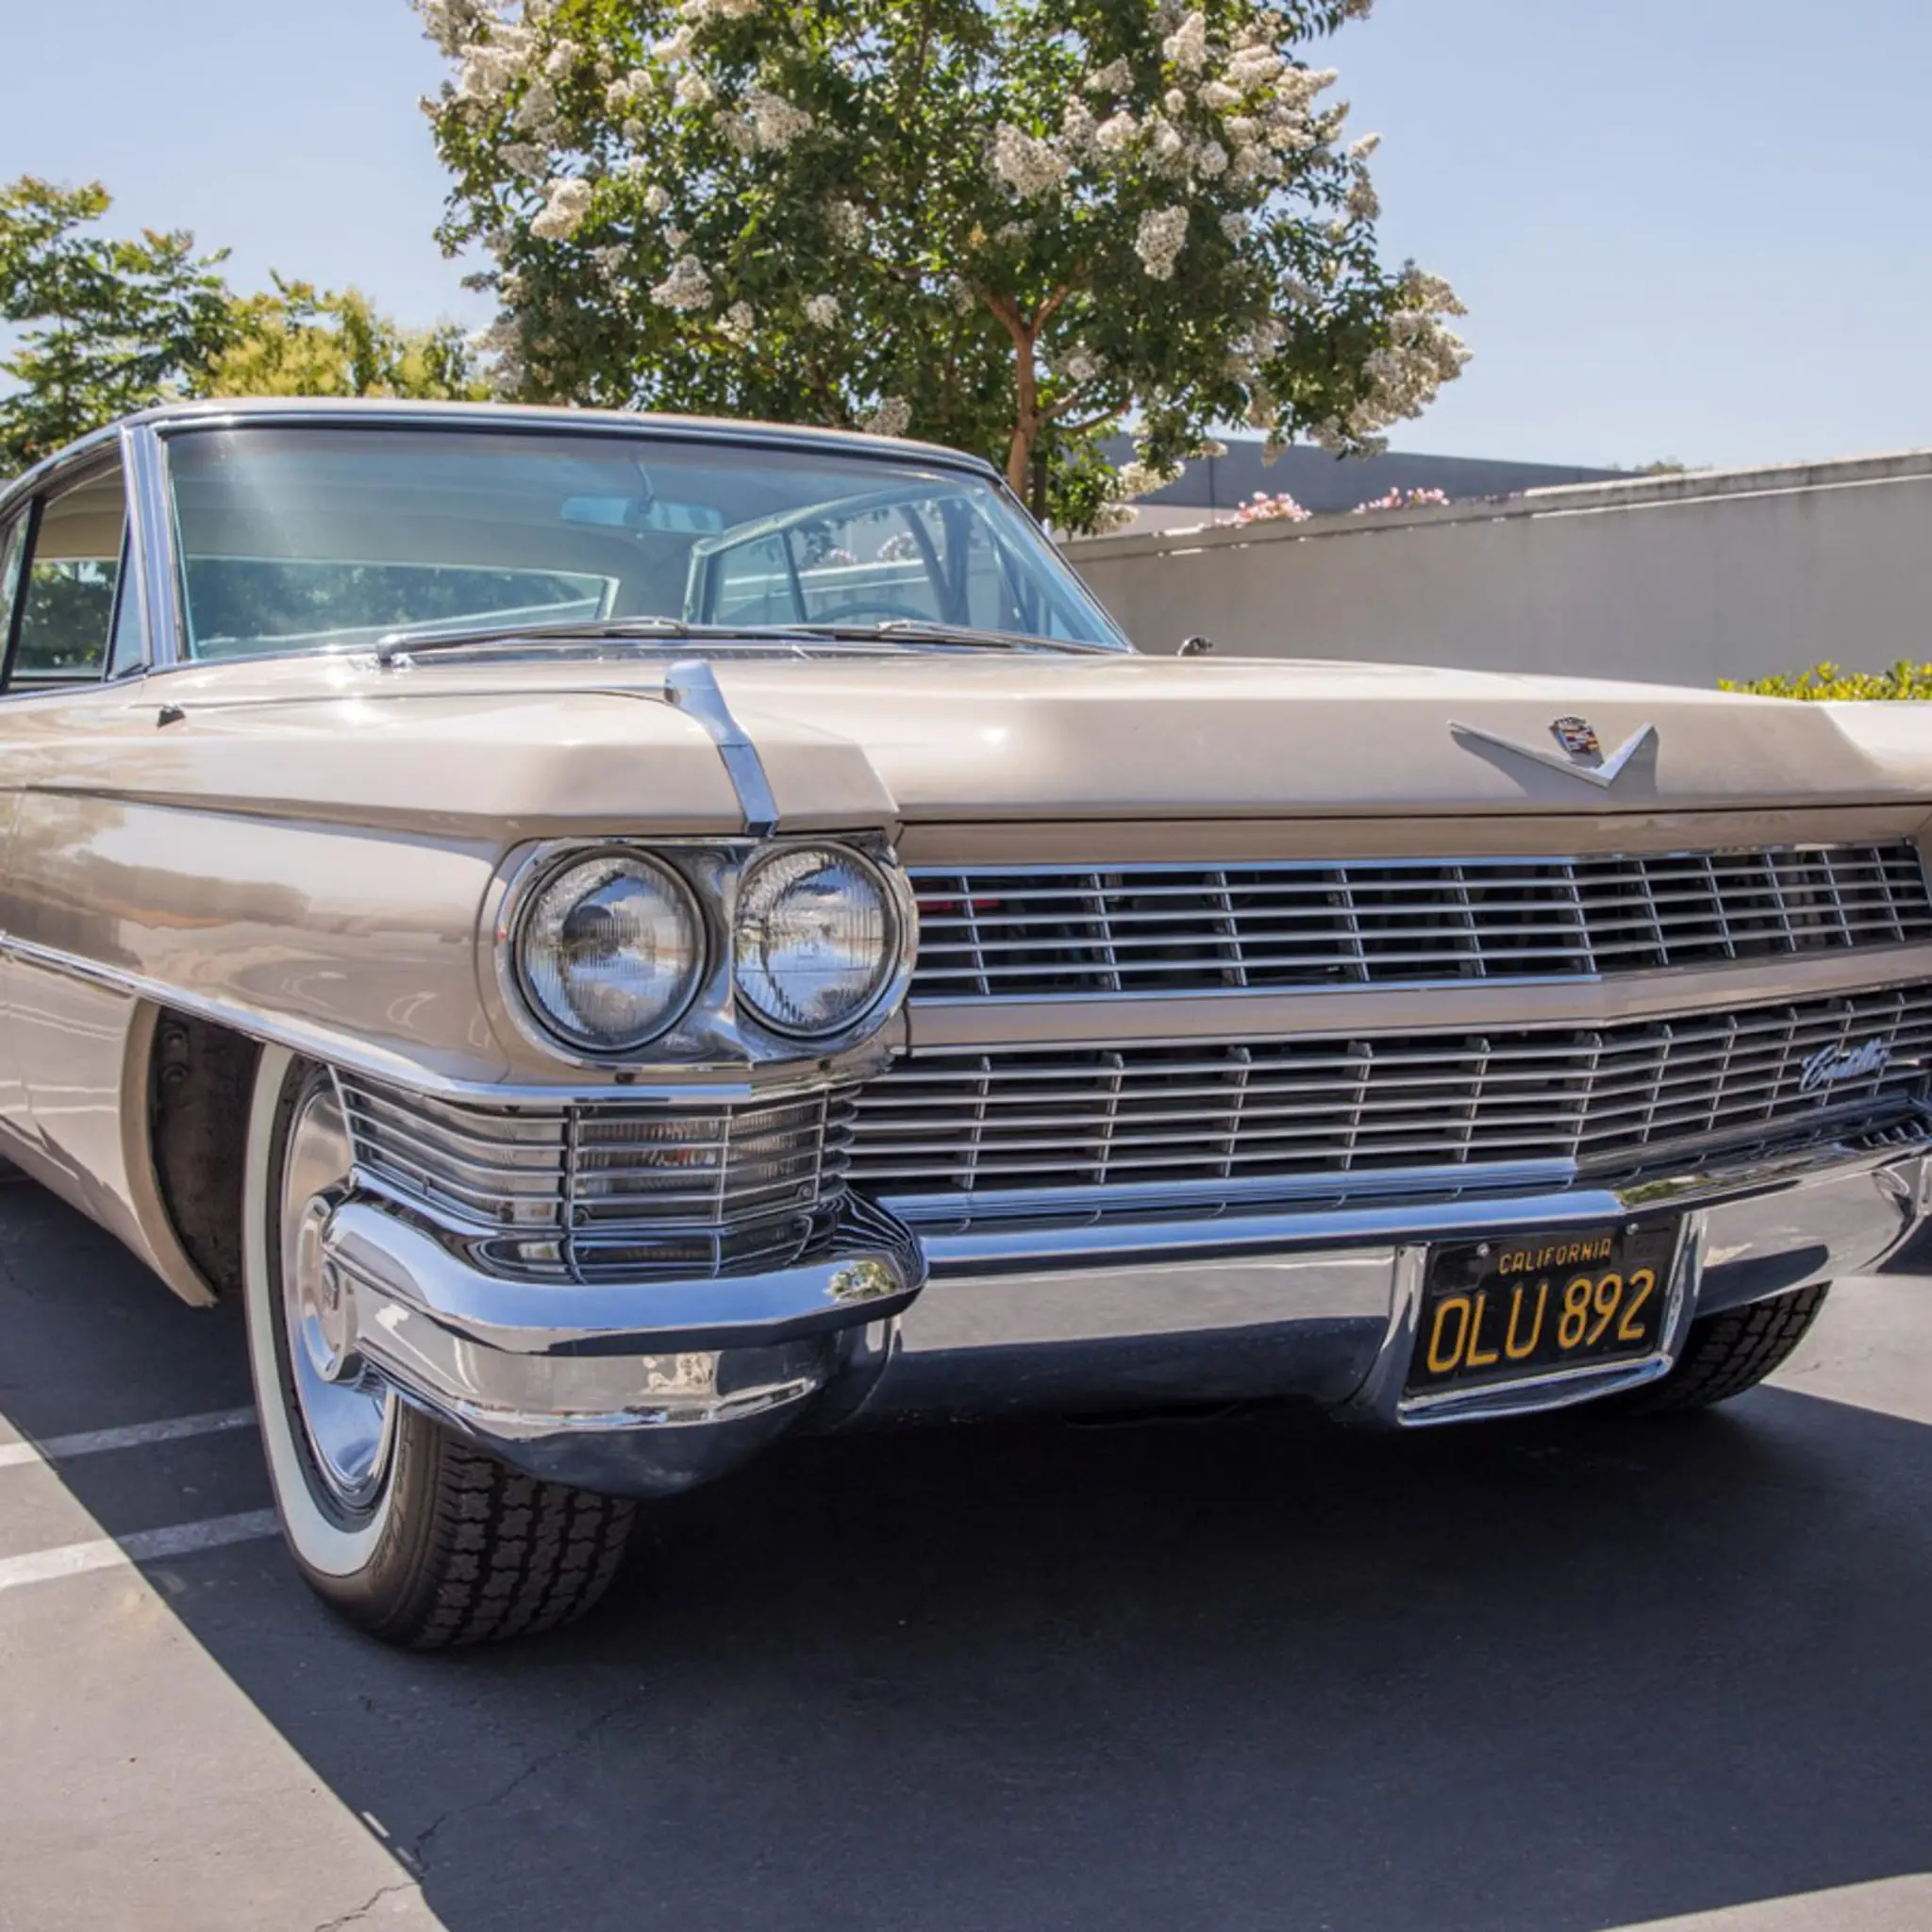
(1721, 660, 1932, 700)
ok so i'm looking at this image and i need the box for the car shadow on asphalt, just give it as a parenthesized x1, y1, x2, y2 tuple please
(5, 1177, 1931, 1932)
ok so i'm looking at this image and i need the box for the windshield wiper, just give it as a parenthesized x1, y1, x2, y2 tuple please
(782, 620, 1119, 655)
(373, 613, 1119, 667)
(374, 615, 707, 665)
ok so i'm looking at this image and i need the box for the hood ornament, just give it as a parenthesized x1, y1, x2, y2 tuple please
(1450, 715, 1658, 791)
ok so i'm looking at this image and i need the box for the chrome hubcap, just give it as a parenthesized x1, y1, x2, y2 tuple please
(280, 1079, 395, 1509)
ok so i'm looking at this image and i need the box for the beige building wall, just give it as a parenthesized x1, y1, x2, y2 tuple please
(1064, 451, 1932, 686)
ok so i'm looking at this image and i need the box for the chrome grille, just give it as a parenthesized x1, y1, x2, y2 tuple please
(341, 1079, 856, 1279)
(908, 842, 1932, 999)
(848, 984, 1932, 1209)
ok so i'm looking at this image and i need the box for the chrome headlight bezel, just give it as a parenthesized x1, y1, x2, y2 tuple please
(731, 841, 908, 1042)
(508, 847, 709, 1058)
(491, 836, 917, 1070)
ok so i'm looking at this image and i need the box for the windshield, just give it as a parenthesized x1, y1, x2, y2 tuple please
(163, 422, 1130, 659)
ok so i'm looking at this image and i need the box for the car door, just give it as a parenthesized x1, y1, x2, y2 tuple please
(0, 452, 157, 1215)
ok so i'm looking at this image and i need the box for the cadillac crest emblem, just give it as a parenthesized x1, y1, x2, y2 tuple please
(1551, 716, 1602, 758)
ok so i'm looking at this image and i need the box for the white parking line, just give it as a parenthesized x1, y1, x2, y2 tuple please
(0, 1509, 281, 1594)
(0, 1406, 258, 1471)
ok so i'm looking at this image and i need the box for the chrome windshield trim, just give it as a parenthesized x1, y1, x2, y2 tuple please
(122, 423, 184, 671)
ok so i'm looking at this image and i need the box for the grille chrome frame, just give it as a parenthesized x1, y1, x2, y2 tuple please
(340, 1077, 857, 1282)
(848, 983, 1932, 1223)
(908, 842, 1932, 1002)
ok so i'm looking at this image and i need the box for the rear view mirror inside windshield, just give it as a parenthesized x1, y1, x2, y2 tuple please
(560, 494, 723, 534)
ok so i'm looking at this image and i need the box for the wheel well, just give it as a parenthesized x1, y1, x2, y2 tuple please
(147, 1010, 259, 1300)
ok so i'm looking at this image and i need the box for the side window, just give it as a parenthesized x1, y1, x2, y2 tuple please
(8, 464, 128, 687)
(0, 515, 25, 652)
(692, 488, 1024, 630)
(106, 533, 147, 675)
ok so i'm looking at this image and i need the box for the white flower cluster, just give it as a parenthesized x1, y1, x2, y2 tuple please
(747, 87, 814, 150)
(804, 293, 840, 327)
(679, 0, 759, 19)
(1134, 206, 1189, 280)
(1161, 10, 1208, 73)
(990, 122, 1071, 198)
(719, 300, 756, 343)
(1084, 57, 1133, 94)
(417, 0, 484, 56)
(456, 26, 532, 105)
(650, 255, 713, 310)
(825, 198, 865, 244)
(529, 175, 592, 241)
(862, 397, 912, 438)
(605, 67, 652, 113)
(1058, 347, 1105, 386)
(1313, 270, 1471, 453)
(515, 75, 558, 133)
(642, 183, 672, 216)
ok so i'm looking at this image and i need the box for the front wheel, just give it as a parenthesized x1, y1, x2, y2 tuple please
(1618, 1283, 1831, 1414)
(242, 1046, 635, 1647)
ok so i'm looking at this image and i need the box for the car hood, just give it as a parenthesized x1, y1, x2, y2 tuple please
(139, 649, 1932, 833)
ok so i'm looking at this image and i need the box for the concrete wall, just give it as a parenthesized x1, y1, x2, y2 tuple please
(1065, 450, 1932, 686)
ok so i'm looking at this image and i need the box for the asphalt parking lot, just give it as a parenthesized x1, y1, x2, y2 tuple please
(2, 1175, 1929, 1932)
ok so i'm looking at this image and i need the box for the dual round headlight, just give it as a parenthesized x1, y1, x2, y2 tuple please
(514, 843, 902, 1056)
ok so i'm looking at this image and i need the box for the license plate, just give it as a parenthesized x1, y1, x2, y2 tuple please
(1406, 1223, 1679, 1398)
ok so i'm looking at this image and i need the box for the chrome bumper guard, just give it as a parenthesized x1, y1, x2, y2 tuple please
(319, 1127, 1932, 1496)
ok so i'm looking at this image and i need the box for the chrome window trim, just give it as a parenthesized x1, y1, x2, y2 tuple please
(124, 422, 183, 671)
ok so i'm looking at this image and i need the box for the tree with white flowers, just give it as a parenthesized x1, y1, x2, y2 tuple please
(418, 0, 1467, 530)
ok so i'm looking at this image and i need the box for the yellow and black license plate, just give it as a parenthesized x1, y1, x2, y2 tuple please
(1407, 1224, 1678, 1398)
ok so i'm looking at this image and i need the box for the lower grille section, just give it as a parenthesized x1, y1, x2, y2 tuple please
(848, 984, 1932, 1209)
(341, 1079, 856, 1280)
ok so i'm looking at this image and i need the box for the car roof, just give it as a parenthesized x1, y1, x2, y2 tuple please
(137, 397, 989, 469)
(0, 398, 1003, 511)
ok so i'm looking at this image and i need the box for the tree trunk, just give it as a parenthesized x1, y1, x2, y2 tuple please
(1001, 314, 1038, 498)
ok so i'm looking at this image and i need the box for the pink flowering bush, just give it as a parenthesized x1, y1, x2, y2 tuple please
(1351, 485, 1451, 514)
(1229, 490, 1312, 525)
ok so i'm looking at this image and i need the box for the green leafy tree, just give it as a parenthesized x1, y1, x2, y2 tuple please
(1, 178, 487, 476)
(417, 0, 1468, 528)
(203, 276, 490, 400)
(0, 176, 235, 471)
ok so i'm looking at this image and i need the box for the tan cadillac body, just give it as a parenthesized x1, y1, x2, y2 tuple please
(2, 399, 1927, 1646)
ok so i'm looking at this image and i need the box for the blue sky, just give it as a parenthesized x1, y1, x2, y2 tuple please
(6, 0, 1928, 471)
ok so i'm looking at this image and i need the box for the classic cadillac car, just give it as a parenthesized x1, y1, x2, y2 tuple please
(1, 399, 1927, 1647)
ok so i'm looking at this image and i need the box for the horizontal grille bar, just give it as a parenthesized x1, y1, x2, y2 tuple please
(341, 1079, 855, 1278)
(908, 843, 1932, 999)
(847, 984, 1932, 1205)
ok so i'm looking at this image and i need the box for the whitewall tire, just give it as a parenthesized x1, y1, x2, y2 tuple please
(242, 1045, 636, 1646)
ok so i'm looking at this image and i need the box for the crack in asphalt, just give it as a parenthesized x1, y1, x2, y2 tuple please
(407, 1693, 642, 1875)
(312, 1878, 422, 1932)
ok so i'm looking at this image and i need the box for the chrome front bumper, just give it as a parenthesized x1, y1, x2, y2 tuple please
(320, 1130, 1932, 1496)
